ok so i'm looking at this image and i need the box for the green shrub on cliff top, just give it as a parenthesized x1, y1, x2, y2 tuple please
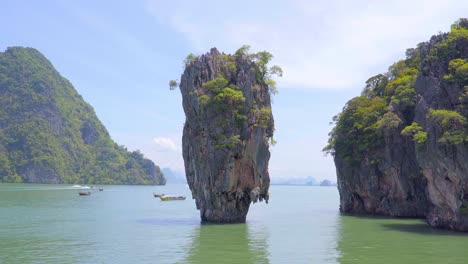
(184, 53, 196, 67)
(401, 122, 427, 144)
(172, 46, 279, 149)
(325, 20, 468, 166)
(234, 45, 282, 95)
(427, 20, 468, 63)
(324, 96, 387, 163)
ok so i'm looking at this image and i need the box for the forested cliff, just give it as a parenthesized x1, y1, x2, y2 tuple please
(0, 47, 165, 185)
(326, 19, 468, 231)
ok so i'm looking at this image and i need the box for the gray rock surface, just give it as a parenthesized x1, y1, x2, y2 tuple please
(179, 48, 274, 223)
(334, 19, 468, 231)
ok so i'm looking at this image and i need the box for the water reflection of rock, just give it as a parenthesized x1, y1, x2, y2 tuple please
(182, 224, 269, 264)
(337, 216, 468, 264)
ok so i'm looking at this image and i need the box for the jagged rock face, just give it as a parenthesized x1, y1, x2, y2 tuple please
(333, 19, 468, 231)
(336, 133, 428, 218)
(179, 48, 273, 223)
(413, 37, 468, 230)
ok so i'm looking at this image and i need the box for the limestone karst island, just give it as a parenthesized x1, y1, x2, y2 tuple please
(1, 2, 468, 263)
(176, 47, 278, 223)
(325, 19, 468, 232)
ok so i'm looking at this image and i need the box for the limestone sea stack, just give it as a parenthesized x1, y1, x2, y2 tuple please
(178, 47, 278, 223)
(325, 19, 468, 231)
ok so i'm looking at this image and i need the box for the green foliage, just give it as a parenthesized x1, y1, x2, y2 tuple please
(198, 76, 247, 121)
(438, 130, 466, 144)
(447, 24, 468, 43)
(253, 51, 273, 79)
(0, 47, 165, 185)
(401, 122, 427, 144)
(445, 58, 468, 83)
(198, 94, 210, 107)
(391, 85, 416, 118)
(200, 76, 246, 112)
(184, 53, 197, 66)
(401, 122, 424, 135)
(449, 58, 466, 71)
(202, 76, 229, 94)
(255, 107, 272, 128)
(428, 109, 465, 129)
(386, 67, 418, 97)
(455, 63, 468, 82)
(376, 112, 402, 131)
(169, 80, 178, 90)
(325, 19, 468, 168)
(242, 49, 283, 96)
(265, 79, 278, 95)
(426, 22, 468, 65)
(215, 135, 241, 150)
(324, 96, 387, 163)
(186, 46, 279, 150)
(270, 137, 277, 146)
(198, 75, 248, 149)
(254, 52, 282, 94)
(235, 45, 251, 57)
(219, 54, 237, 72)
(428, 109, 467, 144)
(269, 65, 283, 77)
(362, 74, 388, 98)
(214, 87, 245, 106)
(413, 131, 428, 144)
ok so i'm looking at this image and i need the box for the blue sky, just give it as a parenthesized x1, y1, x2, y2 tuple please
(1, 0, 467, 181)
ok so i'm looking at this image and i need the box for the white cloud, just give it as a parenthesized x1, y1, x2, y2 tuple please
(153, 137, 180, 152)
(145, 0, 468, 90)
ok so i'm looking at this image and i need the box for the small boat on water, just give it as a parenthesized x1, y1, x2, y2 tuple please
(78, 191, 91, 196)
(153, 193, 165, 198)
(99, 188, 104, 191)
(159, 195, 186, 201)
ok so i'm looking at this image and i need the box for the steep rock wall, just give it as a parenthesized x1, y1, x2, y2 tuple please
(179, 48, 274, 223)
(330, 19, 468, 231)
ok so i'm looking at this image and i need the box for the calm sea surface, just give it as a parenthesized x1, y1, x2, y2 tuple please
(0, 184, 467, 264)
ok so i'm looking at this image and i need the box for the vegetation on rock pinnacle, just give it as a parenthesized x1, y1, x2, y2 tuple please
(177, 45, 281, 223)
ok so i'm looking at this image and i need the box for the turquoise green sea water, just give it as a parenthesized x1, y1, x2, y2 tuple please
(0, 184, 467, 263)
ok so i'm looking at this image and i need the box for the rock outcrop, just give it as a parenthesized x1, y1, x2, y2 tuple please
(327, 19, 468, 231)
(0, 47, 166, 185)
(179, 48, 275, 223)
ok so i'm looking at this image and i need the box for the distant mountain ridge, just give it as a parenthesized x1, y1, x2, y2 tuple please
(271, 176, 336, 186)
(161, 168, 186, 184)
(0, 47, 165, 185)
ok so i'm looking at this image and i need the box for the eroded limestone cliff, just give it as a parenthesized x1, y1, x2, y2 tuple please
(178, 48, 277, 223)
(327, 19, 468, 231)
